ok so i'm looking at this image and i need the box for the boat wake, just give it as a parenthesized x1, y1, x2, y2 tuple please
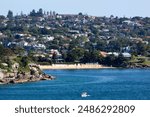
(81, 92, 90, 98)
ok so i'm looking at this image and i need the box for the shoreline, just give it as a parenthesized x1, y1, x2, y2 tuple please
(39, 64, 113, 70)
(0, 64, 55, 85)
(0, 73, 55, 85)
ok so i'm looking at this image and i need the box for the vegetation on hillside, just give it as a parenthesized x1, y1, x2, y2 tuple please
(0, 9, 150, 68)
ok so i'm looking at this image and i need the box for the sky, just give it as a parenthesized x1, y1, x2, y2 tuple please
(0, 0, 149, 17)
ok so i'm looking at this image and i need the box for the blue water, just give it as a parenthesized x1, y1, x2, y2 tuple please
(0, 69, 150, 100)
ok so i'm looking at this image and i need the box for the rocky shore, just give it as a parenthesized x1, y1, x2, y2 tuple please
(0, 73, 55, 84)
(0, 64, 55, 85)
(127, 64, 150, 69)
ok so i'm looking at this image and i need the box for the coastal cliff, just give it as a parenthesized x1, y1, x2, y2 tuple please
(0, 64, 55, 85)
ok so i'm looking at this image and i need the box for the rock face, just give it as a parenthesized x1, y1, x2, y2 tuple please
(127, 63, 150, 68)
(0, 72, 4, 80)
(0, 65, 55, 84)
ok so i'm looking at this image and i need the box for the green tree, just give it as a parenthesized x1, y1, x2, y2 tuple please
(0, 44, 4, 57)
(7, 10, 13, 19)
(20, 57, 29, 68)
(96, 40, 107, 51)
(82, 50, 101, 63)
(103, 54, 116, 66)
(38, 8, 43, 17)
(66, 48, 85, 62)
(114, 54, 128, 67)
(30, 9, 36, 17)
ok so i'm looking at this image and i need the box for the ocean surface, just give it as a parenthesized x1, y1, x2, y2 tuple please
(0, 69, 150, 100)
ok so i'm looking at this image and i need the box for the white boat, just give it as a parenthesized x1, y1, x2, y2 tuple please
(81, 92, 90, 98)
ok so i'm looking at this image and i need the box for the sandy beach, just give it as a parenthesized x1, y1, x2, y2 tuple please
(39, 64, 112, 70)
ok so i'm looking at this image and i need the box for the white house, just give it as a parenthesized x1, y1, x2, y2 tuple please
(107, 52, 119, 57)
(0, 32, 3, 36)
(33, 44, 46, 49)
(43, 35, 54, 41)
(122, 53, 131, 58)
(18, 41, 28, 47)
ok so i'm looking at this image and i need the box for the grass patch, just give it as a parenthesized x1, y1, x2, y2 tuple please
(130, 56, 150, 66)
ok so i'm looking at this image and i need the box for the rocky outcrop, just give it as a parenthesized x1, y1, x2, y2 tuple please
(0, 65, 55, 84)
(0, 71, 4, 80)
(127, 63, 150, 69)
